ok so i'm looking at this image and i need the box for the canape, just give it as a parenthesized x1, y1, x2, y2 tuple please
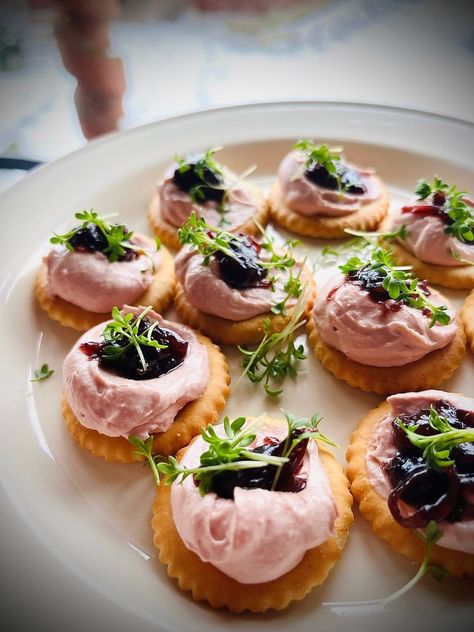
(381, 177, 474, 289)
(269, 141, 388, 238)
(306, 246, 466, 394)
(61, 305, 230, 461)
(347, 390, 474, 577)
(148, 148, 268, 249)
(35, 210, 175, 330)
(152, 412, 353, 612)
(173, 213, 314, 345)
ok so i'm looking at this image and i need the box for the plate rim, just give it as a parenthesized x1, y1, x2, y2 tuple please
(1, 98, 473, 204)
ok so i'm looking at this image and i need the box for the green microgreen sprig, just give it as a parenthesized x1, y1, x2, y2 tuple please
(396, 406, 474, 471)
(345, 225, 410, 242)
(324, 521, 446, 614)
(30, 363, 54, 382)
(237, 289, 308, 397)
(174, 148, 257, 227)
(271, 410, 337, 490)
(158, 414, 289, 495)
(294, 139, 345, 192)
(50, 210, 160, 264)
(175, 148, 224, 205)
(339, 246, 450, 327)
(130, 410, 336, 494)
(129, 435, 162, 485)
(415, 177, 474, 244)
(102, 306, 167, 373)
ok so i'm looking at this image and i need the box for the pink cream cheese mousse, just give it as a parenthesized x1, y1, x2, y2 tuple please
(45, 234, 160, 313)
(63, 307, 208, 439)
(366, 390, 474, 554)
(158, 166, 262, 230)
(389, 203, 474, 266)
(277, 150, 381, 217)
(175, 245, 301, 321)
(313, 273, 457, 367)
(170, 417, 337, 584)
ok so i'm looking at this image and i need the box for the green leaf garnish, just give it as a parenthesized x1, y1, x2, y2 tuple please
(339, 246, 451, 327)
(174, 148, 256, 227)
(414, 177, 473, 244)
(324, 521, 446, 613)
(237, 289, 308, 397)
(294, 139, 345, 192)
(157, 410, 335, 496)
(50, 210, 159, 264)
(129, 435, 162, 485)
(396, 406, 474, 471)
(31, 363, 54, 382)
(102, 306, 167, 373)
(345, 225, 409, 242)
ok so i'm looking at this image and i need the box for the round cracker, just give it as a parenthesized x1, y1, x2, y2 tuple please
(62, 333, 230, 461)
(269, 178, 389, 239)
(147, 189, 270, 251)
(306, 297, 466, 395)
(152, 439, 353, 612)
(347, 400, 474, 577)
(35, 238, 175, 331)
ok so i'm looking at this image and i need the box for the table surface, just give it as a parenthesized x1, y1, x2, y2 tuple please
(0, 0, 473, 187)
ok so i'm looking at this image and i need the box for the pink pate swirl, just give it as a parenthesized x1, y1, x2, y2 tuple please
(175, 244, 301, 321)
(158, 165, 262, 230)
(45, 234, 160, 313)
(63, 306, 208, 439)
(313, 272, 457, 367)
(277, 150, 381, 217)
(389, 202, 474, 267)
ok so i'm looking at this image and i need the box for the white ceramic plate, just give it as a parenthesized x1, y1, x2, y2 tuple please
(0, 102, 473, 632)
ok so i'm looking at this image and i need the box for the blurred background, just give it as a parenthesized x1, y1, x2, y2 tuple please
(0, 0, 473, 189)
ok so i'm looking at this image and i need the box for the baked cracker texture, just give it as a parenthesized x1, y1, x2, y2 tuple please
(151, 441, 353, 612)
(268, 178, 389, 239)
(35, 238, 176, 331)
(306, 298, 466, 395)
(461, 289, 474, 352)
(174, 271, 315, 346)
(347, 401, 474, 577)
(62, 333, 230, 461)
(147, 190, 270, 251)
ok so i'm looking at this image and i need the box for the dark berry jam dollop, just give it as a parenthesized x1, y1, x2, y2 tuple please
(172, 155, 225, 203)
(305, 160, 366, 195)
(80, 318, 188, 380)
(383, 400, 474, 528)
(68, 224, 138, 261)
(215, 235, 268, 289)
(206, 429, 308, 499)
(402, 191, 452, 225)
